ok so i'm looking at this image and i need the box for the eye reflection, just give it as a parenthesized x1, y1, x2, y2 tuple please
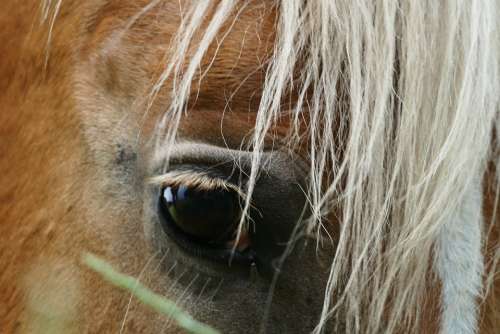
(160, 185, 241, 244)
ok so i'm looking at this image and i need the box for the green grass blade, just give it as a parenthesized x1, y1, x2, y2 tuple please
(83, 253, 221, 334)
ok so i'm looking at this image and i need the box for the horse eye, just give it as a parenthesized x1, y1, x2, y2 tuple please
(160, 185, 241, 244)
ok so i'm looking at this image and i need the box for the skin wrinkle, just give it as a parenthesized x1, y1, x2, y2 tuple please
(0, 1, 499, 334)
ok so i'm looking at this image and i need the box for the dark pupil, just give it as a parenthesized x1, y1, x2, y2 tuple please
(161, 185, 240, 242)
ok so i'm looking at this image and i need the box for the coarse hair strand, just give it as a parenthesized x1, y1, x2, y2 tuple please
(151, 1, 500, 333)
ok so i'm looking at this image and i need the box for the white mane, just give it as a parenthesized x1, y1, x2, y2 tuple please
(152, 1, 499, 333)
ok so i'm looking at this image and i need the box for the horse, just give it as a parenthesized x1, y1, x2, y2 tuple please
(0, 0, 498, 333)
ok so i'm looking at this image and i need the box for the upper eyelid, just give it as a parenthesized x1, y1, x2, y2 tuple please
(148, 170, 248, 200)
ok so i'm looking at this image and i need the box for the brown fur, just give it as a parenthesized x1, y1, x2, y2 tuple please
(0, 1, 498, 333)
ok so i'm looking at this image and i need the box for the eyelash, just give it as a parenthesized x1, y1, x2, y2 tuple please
(150, 169, 244, 193)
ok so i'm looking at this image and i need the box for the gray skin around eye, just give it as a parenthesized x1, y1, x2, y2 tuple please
(153, 141, 312, 273)
(143, 141, 335, 334)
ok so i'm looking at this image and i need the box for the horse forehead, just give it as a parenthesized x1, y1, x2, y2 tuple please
(83, 0, 277, 113)
(77, 0, 285, 150)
